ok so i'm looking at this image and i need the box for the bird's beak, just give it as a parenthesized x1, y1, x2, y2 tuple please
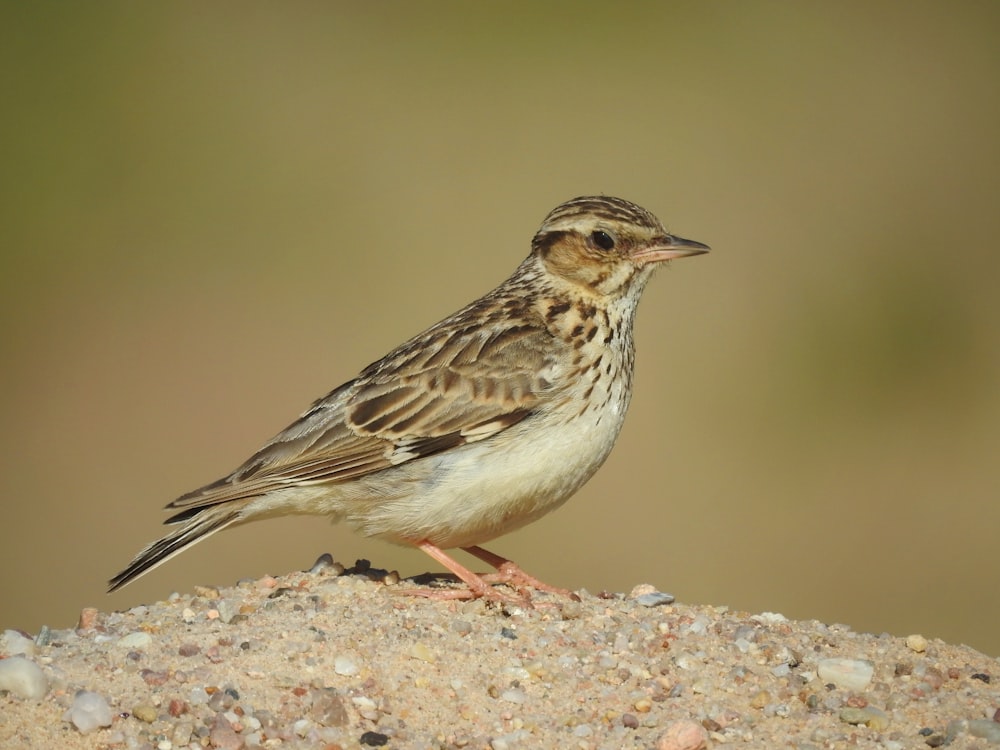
(633, 234, 710, 265)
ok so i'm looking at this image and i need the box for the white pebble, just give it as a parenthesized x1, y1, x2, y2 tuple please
(906, 634, 928, 653)
(817, 658, 875, 691)
(500, 665, 531, 682)
(752, 612, 788, 624)
(2, 629, 37, 657)
(0, 656, 48, 699)
(351, 695, 377, 710)
(500, 687, 527, 704)
(64, 691, 113, 733)
(334, 654, 359, 676)
(117, 631, 153, 649)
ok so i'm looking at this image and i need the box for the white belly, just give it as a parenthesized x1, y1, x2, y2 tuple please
(336, 386, 630, 549)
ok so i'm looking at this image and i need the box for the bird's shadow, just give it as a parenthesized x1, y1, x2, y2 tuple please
(306, 553, 466, 590)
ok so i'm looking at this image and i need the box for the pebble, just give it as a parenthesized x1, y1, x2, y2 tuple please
(64, 691, 113, 733)
(132, 704, 158, 723)
(636, 592, 676, 607)
(817, 658, 875, 691)
(2, 629, 36, 657)
(33, 625, 51, 646)
(209, 714, 242, 749)
(906, 634, 928, 653)
(0, 656, 48, 699)
(409, 642, 435, 662)
(256, 574, 279, 590)
(172, 722, 194, 746)
(500, 687, 527, 704)
(117, 631, 153, 650)
(76, 607, 99, 631)
(840, 706, 889, 730)
(216, 599, 238, 624)
(334, 654, 360, 675)
(967, 719, 1000, 743)
(309, 552, 337, 573)
(655, 719, 709, 750)
(352, 695, 379, 720)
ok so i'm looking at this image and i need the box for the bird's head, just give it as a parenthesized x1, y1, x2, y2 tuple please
(532, 196, 709, 298)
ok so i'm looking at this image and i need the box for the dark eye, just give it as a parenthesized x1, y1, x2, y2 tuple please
(590, 230, 615, 251)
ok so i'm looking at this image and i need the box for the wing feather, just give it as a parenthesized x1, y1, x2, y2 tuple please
(164, 310, 558, 516)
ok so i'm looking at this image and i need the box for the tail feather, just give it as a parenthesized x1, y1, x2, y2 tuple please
(108, 510, 240, 592)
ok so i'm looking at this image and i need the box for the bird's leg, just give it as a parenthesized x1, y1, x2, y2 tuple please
(394, 540, 531, 606)
(463, 545, 580, 600)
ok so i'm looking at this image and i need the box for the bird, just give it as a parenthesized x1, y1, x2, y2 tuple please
(108, 195, 709, 604)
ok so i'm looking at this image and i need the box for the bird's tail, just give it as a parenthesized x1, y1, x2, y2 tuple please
(107, 508, 240, 592)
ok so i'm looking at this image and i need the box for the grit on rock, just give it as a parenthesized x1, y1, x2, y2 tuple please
(1, 559, 999, 749)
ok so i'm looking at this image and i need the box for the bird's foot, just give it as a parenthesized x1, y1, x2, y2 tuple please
(465, 546, 581, 601)
(389, 541, 579, 607)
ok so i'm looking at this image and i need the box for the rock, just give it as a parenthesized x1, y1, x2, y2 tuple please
(311, 688, 348, 726)
(0, 656, 48, 699)
(636, 592, 676, 607)
(655, 719, 709, 750)
(906, 634, 928, 653)
(64, 691, 113, 733)
(817, 658, 875, 691)
(334, 654, 360, 675)
(76, 607, 99, 631)
(840, 706, 889, 730)
(967, 719, 1000, 743)
(2, 630, 36, 657)
(132, 704, 158, 723)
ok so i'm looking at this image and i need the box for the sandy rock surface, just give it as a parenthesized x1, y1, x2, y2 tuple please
(1, 558, 998, 749)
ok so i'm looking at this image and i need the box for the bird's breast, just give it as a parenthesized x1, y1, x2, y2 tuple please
(351, 343, 634, 549)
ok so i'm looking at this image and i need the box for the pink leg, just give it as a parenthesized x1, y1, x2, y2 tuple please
(393, 541, 579, 605)
(395, 541, 530, 606)
(463, 545, 579, 600)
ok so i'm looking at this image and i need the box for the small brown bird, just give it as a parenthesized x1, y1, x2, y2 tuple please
(109, 196, 708, 603)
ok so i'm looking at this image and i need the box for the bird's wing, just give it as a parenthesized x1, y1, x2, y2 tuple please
(164, 317, 557, 516)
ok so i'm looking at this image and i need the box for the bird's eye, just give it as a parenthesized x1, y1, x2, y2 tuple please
(590, 230, 615, 251)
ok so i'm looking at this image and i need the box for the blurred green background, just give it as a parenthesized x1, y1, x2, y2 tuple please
(2, 3, 998, 657)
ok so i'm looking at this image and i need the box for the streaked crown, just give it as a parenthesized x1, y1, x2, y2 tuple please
(536, 195, 665, 237)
